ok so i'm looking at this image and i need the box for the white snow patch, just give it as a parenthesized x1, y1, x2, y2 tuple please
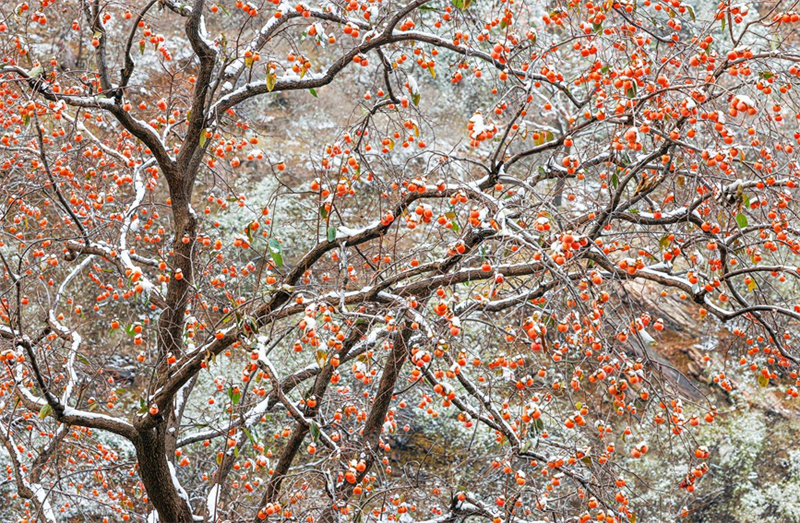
(207, 484, 221, 517)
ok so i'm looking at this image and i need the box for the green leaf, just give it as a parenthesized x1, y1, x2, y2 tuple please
(199, 132, 207, 147)
(533, 131, 554, 146)
(139, 41, 145, 55)
(758, 374, 769, 388)
(310, 420, 321, 442)
(228, 386, 241, 406)
(450, 220, 460, 233)
(125, 324, 137, 337)
(625, 83, 637, 99)
(268, 238, 284, 268)
(452, 0, 470, 10)
(721, 15, 726, 33)
(411, 92, 420, 106)
(686, 5, 695, 21)
(216, 452, 223, 465)
(742, 192, 750, 209)
(319, 206, 329, 220)
(428, 66, 436, 79)
(327, 226, 336, 242)
(735, 213, 748, 229)
(245, 222, 253, 243)
(38, 403, 52, 419)
(611, 172, 619, 189)
(309, 88, 318, 97)
(27, 65, 43, 79)
(243, 427, 256, 445)
(244, 316, 259, 334)
(658, 235, 670, 251)
(759, 71, 774, 80)
(266, 73, 277, 92)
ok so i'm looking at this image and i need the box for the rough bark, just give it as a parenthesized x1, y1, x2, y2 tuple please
(135, 425, 195, 523)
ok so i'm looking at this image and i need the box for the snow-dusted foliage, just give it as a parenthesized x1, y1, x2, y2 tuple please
(3, 1, 800, 522)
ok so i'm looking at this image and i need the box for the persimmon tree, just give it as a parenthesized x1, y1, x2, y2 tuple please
(2, 0, 800, 521)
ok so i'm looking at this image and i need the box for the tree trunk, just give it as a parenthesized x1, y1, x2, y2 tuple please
(157, 194, 197, 363)
(135, 427, 195, 523)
